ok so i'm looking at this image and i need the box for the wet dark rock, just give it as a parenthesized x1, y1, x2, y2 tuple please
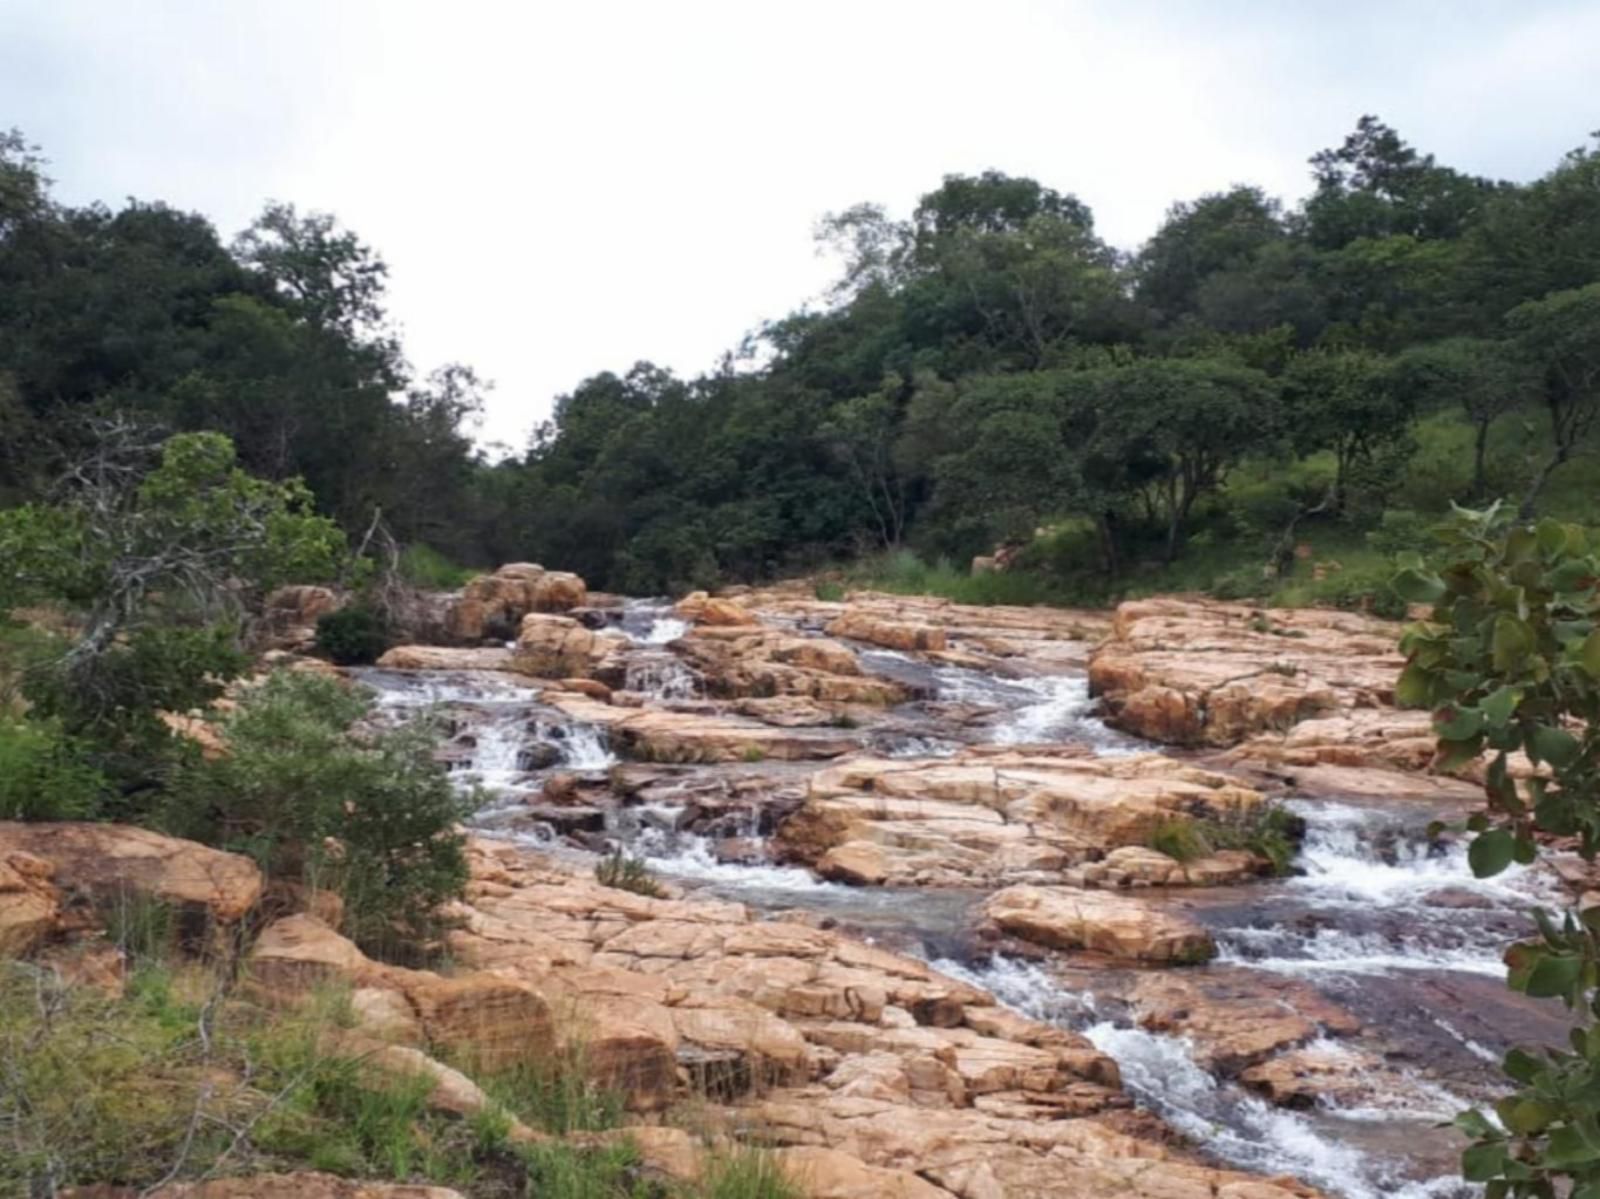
(517, 743, 562, 771)
(523, 804, 607, 836)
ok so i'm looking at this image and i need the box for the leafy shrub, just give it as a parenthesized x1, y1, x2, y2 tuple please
(1148, 806, 1301, 876)
(399, 543, 480, 590)
(165, 670, 469, 953)
(813, 580, 846, 602)
(0, 715, 107, 820)
(1391, 505, 1600, 1197)
(1209, 568, 1269, 602)
(314, 604, 390, 665)
(1364, 508, 1433, 558)
(594, 848, 665, 898)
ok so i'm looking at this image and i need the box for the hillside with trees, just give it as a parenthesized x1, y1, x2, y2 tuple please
(5, 117, 1599, 605)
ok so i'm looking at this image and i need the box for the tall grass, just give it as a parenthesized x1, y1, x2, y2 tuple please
(397, 543, 481, 590)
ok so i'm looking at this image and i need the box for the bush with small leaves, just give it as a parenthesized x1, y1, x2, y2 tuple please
(1393, 502, 1600, 1198)
(594, 848, 666, 898)
(314, 604, 390, 665)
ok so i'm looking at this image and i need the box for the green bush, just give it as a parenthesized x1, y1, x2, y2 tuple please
(165, 670, 469, 954)
(0, 715, 107, 820)
(813, 580, 846, 602)
(399, 543, 480, 590)
(314, 605, 390, 666)
(1148, 806, 1301, 876)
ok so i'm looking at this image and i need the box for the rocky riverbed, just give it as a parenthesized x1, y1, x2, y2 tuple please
(7, 571, 1572, 1198)
(337, 573, 1565, 1199)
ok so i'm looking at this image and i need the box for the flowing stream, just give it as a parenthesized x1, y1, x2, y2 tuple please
(353, 611, 1561, 1199)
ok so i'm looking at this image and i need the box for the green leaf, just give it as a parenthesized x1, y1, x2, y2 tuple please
(1528, 723, 1581, 768)
(1393, 567, 1446, 603)
(1549, 557, 1597, 592)
(1462, 1141, 1507, 1182)
(1437, 735, 1486, 772)
(1502, 1096, 1557, 1134)
(1546, 1124, 1600, 1168)
(1513, 836, 1538, 865)
(1480, 686, 1521, 727)
(1469, 829, 1516, 878)
(1582, 630, 1600, 680)
(1435, 706, 1485, 740)
(1525, 953, 1583, 999)
(1394, 662, 1434, 708)
(1455, 1109, 1498, 1139)
(1492, 615, 1536, 672)
(1502, 1046, 1544, 1084)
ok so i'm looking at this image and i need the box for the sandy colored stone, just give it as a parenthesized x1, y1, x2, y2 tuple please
(0, 850, 61, 955)
(983, 885, 1216, 964)
(0, 822, 262, 924)
(1089, 599, 1405, 746)
(826, 610, 948, 653)
(778, 751, 1265, 888)
(513, 613, 625, 678)
(375, 645, 518, 671)
(775, 1146, 955, 1198)
(531, 570, 588, 612)
(545, 691, 860, 762)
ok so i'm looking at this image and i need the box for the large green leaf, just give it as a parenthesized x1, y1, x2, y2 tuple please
(1468, 828, 1516, 878)
(1582, 629, 1600, 680)
(1492, 615, 1536, 672)
(1528, 723, 1581, 768)
(1480, 685, 1522, 727)
(1393, 566, 1446, 603)
(1524, 953, 1583, 1000)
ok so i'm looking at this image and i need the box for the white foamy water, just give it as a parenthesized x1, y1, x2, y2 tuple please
(1214, 798, 1553, 979)
(641, 616, 690, 644)
(934, 955, 1474, 1199)
(630, 821, 839, 893)
(624, 651, 700, 699)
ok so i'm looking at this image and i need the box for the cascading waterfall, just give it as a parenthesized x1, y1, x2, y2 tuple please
(350, 620, 1547, 1199)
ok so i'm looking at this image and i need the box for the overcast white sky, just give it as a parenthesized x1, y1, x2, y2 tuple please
(4, 1, 1598, 448)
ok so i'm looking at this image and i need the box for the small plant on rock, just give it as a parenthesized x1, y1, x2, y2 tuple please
(594, 847, 666, 898)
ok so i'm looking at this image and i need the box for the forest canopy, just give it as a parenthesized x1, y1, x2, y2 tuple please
(4, 118, 1600, 599)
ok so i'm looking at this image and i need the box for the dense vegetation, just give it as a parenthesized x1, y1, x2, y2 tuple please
(1395, 508, 1600, 1195)
(4, 118, 1599, 602)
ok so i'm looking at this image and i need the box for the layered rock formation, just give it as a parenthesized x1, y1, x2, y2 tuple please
(1088, 599, 1405, 747)
(776, 751, 1266, 888)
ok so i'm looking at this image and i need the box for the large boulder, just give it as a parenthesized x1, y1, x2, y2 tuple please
(512, 613, 625, 678)
(247, 914, 554, 1070)
(531, 570, 588, 613)
(675, 591, 761, 627)
(982, 885, 1216, 964)
(0, 850, 61, 955)
(1088, 599, 1405, 747)
(674, 630, 905, 705)
(375, 645, 518, 671)
(260, 585, 343, 652)
(777, 751, 1266, 888)
(825, 610, 948, 653)
(0, 823, 262, 925)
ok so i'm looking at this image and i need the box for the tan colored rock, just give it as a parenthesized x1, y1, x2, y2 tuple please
(675, 591, 761, 627)
(375, 645, 518, 671)
(775, 1146, 954, 1198)
(778, 752, 1265, 888)
(544, 691, 860, 762)
(826, 610, 948, 653)
(1089, 599, 1405, 747)
(0, 850, 61, 955)
(1067, 845, 1266, 889)
(1126, 969, 1361, 1072)
(983, 885, 1216, 964)
(247, 915, 555, 1070)
(513, 613, 623, 678)
(0, 823, 262, 924)
(260, 584, 343, 651)
(558, 677, 613, 701)
(531, 570, 588, 612)
(675, 630, 903, 705)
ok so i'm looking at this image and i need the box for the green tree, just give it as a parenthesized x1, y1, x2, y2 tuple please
(1507, 283, 1600, 518)
(1282, 349, 1413, 513)
(1390, 337, 1534, 499)
(0, 427, 346, 777)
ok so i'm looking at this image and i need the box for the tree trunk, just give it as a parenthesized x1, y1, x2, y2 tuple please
(1519, 444, 1570, 521)
(1471, 420, 1490, 500)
